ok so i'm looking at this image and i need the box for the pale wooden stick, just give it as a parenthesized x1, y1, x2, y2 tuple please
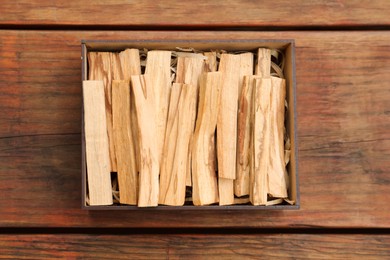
(218, 178, 234, 205)
(83, 80, 113, 206)
(112, 80, 138, 205)
(217, 54, 241, 180)
(204, 52, 217, 72)
(131, 75, 159, 207)
(145, 50, 172, 167)
(175, 56, 206, 187)
(87, 52, 120, 172)
(268, 77, 288, 198)
(119, 49, 141, 173)
(250, 77, 271, 205)
(192, 72, 221, 206)
(159, 83, 197, 206)
(255, 48, 271, 77)
(238, 53, 254, 98)
(235, 76, 258, 197)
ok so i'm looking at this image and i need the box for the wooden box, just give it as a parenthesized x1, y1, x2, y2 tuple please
(81, 39, 299, 210)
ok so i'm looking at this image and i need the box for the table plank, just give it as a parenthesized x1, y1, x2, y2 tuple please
(0, 234, 389, 258)
(0, 30, 389, 228)
(1, 1, 390, 27)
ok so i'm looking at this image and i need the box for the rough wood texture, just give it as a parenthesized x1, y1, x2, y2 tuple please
(131, 75, 159, 207)
(145, 50, 172, 167)
(87, 52, 119, 172)
(112, 80, 138, 205)
(119, 49, 141, 172)
(268, 77, 288, 198)
(0, 31, 390, 228)
(235, 76, 256, 197)
(159, 83, 197, 206)
(1, 234, 389, 258)
(255, 48, 271, 77)
(192, 72, 221, 206)
(217, 54, 241, 180)
(251, 78, 271, 205)
(82, 80, 112, 206)
(2, 1, 390, 27)
(175, 55, 206, 187)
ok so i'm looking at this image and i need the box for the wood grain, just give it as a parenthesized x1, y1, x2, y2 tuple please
(112, 80, 138, 205)
(0, 234, 389, 259)
(131, 75, 159, 207)
(0, 30, 389, 228)
(1, 1, 390, 27)
(82, 80, 112, 206)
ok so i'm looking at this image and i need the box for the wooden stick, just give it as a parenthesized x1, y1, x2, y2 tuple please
(159, 83, 197, 206)
(87, 52, 120, 172)
(112, 80, 138, 205)
(131, 75, 159, 207)
(82, 80, 113, 206)
(145, 50, 172, 167)
(268, 77, 288, 198)
(238, 53, 254, 98)
(255, 48, 271, 77)
(119, 49, 141, 172)
(192, 72, 221, 206)
(175, 55, 206, 187)
(204, 52, 217, 72)
(217, 53, 241, 180)
(235, 75, 257, 197)
(250, 77, 271, 205)
(218, 178, 234, 205)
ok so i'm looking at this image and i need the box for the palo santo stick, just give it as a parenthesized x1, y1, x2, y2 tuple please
(204, 52, 217, 72)
(131, 75, 159, 207)
(192, 72, 221, 206)
(250, 78, 271, 205)
(83, 80, 113, 206)
(217, 54, 241, 180)
(218, 178, 234, 205)
(159, 83, 197, 206)
(235, 76, 258, 197)
(119, 49, 141, 172)
(112, 80, 138, 205)
(268, 77, 288, 198)
(238, 53, 254, 98)
(145, 50, 172, 167)
(255, 48, 271, 77)
(87, 52, 120, 172)
(175, 56, 206, 187)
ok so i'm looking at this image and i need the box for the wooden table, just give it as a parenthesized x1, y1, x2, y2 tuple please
(1, 1, 389, 258)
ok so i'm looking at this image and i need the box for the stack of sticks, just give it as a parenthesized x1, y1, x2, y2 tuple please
(83, 47, 289, 207)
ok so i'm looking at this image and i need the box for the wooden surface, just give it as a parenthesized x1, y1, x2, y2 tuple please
(1, 234, 389, 259)
(1, 1, 390, 27)
(1, 1, 390, 257)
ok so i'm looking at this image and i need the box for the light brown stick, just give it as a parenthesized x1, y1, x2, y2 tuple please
(83, 80, 113, 206)
(250, 78, 271, 205)
(204, 52, 217, 72)
(192, 72, 221, 206)
(217, 54, 241, 180)
(131, 75, 159, 207)
(112, 80, 138, 205)
(235, 76, 258, 197)
(255, 48, 271, 77)
(268, 77, 288, 198)
(119, 49, 141, 172)
(87, 52, 120, 172)
(175, 55, 206, 187)
(145, 50, 172, 167)
(159, 83, 197, 206)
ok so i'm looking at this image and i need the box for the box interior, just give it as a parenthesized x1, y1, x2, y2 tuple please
(81, 39, 299, 210)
